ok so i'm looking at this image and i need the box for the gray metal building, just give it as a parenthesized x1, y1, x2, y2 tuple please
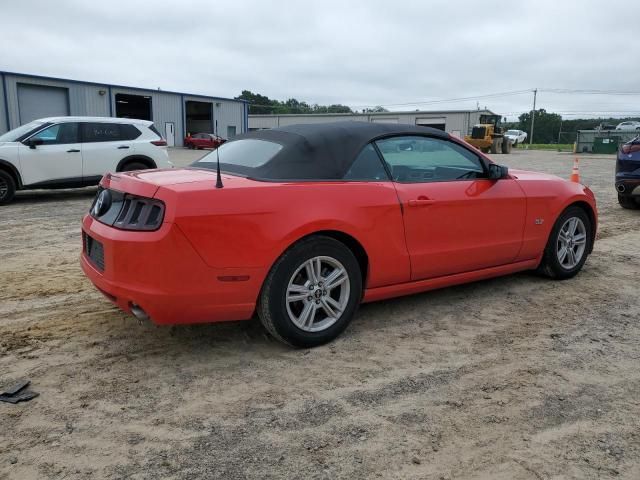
(249, 109, 496, 138)
(0, 71, 248, 147)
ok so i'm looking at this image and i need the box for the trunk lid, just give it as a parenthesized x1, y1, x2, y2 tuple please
(101, 168, 270, 197)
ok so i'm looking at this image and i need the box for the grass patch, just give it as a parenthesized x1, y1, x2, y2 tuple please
(517, 143, 573, 151)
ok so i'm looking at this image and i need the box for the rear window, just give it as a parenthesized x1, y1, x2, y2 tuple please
(149, 124, 163, 139)
(194, 139, 283, 170)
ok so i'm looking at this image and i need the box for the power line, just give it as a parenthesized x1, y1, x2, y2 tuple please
(349, 89, 533, 109)
(540, 88, 640, 96)
(245, 87, 640, 112)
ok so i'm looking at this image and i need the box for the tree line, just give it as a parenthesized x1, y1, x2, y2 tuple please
(237, 90, 638, 144)
(504, 109, 640, 144)
(235, 90, 389, 115)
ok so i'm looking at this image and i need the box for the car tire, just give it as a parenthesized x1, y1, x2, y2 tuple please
(537, 206, 592, 280)
(258, 236, 363, 348)
(0, 170, 16, 205)
(618, 194, 640, 210)
(513, 140, 518, 147)
(121, 162, 148, 172)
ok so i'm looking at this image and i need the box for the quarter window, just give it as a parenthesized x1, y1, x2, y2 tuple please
(29, 123, 79, 145)
(343, 144, 388, 181)
(374, 136, 486, 183)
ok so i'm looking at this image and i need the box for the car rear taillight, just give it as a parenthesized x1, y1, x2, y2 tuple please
(151, 140, 167, 146)
(114, 195, 165, 231)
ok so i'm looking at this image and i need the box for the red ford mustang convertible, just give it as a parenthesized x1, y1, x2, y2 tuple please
(81, 122, 597, 347)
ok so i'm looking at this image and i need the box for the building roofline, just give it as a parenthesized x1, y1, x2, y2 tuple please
(249, 109, 495, 118)
(0, 70, 248, 104)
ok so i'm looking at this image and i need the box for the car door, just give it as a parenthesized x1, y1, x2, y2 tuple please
(374, 135, 526, 280)
(18, 122, 82, 186)
(80, 122, 133, 181)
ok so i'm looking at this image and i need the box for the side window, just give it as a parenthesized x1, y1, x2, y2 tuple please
(81, 123, 135, 143)
(30, 123, 79, 145)
(374, 136, 486, 183)
(343, 144, 388, 181)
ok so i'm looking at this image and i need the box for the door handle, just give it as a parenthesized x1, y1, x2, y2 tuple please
(66, 149, 80, 153)
(117, 145, 130, 149)
(408, 196, 436, 207)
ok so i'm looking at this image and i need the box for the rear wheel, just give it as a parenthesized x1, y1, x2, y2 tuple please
(538, 206, 592, 279)
(258, 236, 362, 347)
(121, 162, 148, 172)
(491, 139, 499, 154)
(0, 170, 16, 205)
(618, 194, 640, 209)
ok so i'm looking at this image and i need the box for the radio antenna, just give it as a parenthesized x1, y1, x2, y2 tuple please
(214, 120, 223, 189)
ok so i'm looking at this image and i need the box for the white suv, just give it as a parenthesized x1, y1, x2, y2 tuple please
(0, 116, 173, 204)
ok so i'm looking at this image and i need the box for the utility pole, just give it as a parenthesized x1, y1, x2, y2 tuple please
(529, 89, 537, 145)
(557, 118, 563, 145)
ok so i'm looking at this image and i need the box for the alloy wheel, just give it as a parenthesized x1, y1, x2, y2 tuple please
(285, 256, 350, 332)
(556, 217, 587, 269)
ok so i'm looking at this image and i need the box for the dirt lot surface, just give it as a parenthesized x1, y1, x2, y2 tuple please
(1, 149, 639, 480)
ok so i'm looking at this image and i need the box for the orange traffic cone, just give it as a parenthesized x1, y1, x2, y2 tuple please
(570, 157, 580, 183)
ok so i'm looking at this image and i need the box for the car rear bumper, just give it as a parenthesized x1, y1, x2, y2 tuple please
(80, 215, 264, 325)
(615, 175, 640, 196)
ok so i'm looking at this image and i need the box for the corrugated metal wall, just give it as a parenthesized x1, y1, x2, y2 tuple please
(111, 87, 182, 144)
(249, 110, 493, 136)
(0, 72, 248, 146)
(2, 73, 111, 127)
(0, 74, 7, 134)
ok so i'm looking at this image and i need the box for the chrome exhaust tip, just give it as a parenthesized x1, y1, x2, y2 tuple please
(616, 183, 626, 193)
(130, 303, 150, 323)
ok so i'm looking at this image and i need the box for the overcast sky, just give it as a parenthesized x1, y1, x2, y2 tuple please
(2, 0, 639, 120)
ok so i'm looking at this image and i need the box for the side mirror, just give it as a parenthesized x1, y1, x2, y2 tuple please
(488, 163, 509, 180)
(26, 138, 44, 149)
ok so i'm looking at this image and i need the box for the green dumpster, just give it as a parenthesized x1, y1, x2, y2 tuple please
(592, 137, 618, 154)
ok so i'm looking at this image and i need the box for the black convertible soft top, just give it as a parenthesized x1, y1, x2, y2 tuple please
(196, 121, 450, 180)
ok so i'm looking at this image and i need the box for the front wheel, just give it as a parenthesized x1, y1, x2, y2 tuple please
(0, 170, 16, 205)
(258, 236, 362, 347)
(537, 206, 592, 279)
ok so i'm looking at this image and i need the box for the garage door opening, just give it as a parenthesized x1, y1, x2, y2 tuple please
(115, 93, 152, 121)
(416, 118, 446, 131)
(185, 101, 213, 135)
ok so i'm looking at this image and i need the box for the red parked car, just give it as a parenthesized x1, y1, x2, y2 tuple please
(81, 122, 597, 347)
(184, 132, 225, 149)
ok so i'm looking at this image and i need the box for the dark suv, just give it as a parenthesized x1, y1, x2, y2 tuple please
(616, 136, 640, 209)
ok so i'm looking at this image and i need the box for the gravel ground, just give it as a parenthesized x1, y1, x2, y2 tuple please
(1, 148, 639, 480)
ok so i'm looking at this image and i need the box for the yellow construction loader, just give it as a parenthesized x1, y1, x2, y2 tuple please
(464, 114, 512, 154)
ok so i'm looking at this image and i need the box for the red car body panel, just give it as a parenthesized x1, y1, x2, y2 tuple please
(81, 145, 597, 327)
